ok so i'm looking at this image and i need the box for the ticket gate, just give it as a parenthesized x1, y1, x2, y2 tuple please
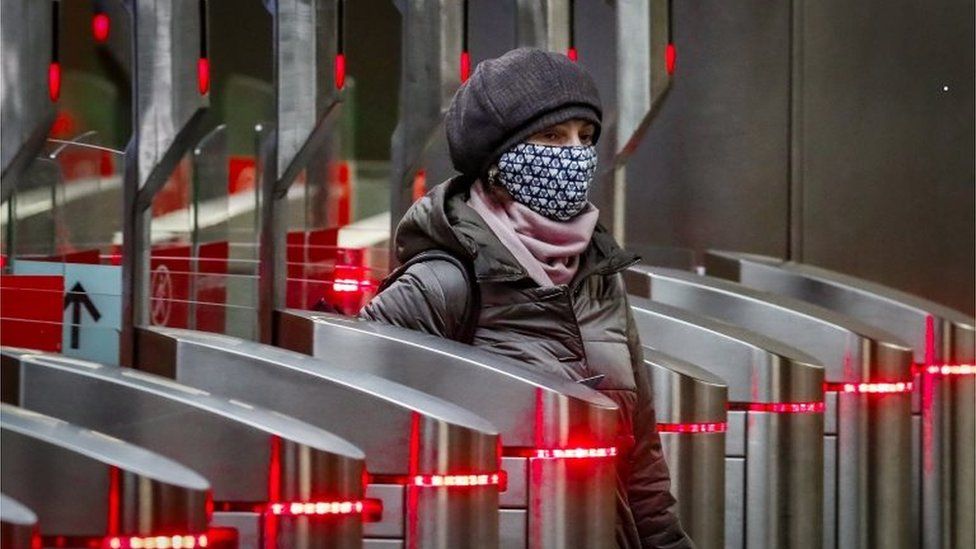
(643, 349, 727, 549)
(0, 404, 211, 548)
(1, 494, 37, 549)
(276, 310, 620, 548)
(133, 326, 501, 549)
(1, 348, 368, 549)
(629, 298, 824, 549)
(625, 266, 916, 549)
(703, 250, 976, 549)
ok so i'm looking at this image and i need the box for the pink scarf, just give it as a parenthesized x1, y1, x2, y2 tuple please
(466, 180, 599, 287)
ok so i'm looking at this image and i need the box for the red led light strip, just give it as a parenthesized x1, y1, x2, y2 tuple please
(657, 422, 726, 434)
(919, 364, 976, 376)
(217, 498, 383, 522)
(412, 472, 505, 488)
(824, 381, 914, 394)
(729, 401, 825, 413)
(105, 534, 208, 548)
(270, 500, 362, 516)
(533, 447, 617, 459)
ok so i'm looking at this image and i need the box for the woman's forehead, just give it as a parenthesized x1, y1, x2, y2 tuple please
(544, 119, 596, 130)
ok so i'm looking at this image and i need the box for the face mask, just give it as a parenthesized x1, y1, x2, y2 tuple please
(494, 143, 598, 221)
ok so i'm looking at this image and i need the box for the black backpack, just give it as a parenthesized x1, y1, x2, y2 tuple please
(376, 250, 482, 344)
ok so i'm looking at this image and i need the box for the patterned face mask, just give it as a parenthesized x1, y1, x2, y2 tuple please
(494, 143, 598, 221)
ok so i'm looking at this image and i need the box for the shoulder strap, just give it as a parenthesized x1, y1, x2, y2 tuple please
(378, 250, 481, 344)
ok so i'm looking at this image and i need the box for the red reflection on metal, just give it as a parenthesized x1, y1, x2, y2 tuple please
(265, 436, 281, 549)
(460, 51, 471, 82)
(92, 13, 110, 43)
(731, 401, 824, 413)
(824, 381, 914, 394)
(335, 53, 346, 90)
(412, 472, 504, 488)
(48, 62, 61, 101)
(197, 58, 210, 95)
(103, 534, 208, 548)
(107, 467, 120, 535)
(567, 47, 578, 62)
(406, 412, 421, 543)
(657, 422, 727, 434)
(665, 43, 676, 75)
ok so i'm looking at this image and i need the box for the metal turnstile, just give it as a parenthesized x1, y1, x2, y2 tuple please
(625, 266, 916, 549)
(704, 250, 976, 549)
(643, 349, 727, 549)
(1, 348, 368, 548)
(629, 298, 824, 549)
(1, 494, 37, 549)
(0, 404, 210, 547)
(134, 326, 501, 549)
(276, 310, 620, 548)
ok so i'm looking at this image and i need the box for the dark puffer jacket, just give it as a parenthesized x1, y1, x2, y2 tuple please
(361, 177, 693, 549)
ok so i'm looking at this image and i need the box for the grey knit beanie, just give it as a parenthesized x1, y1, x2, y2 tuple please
(445, 48, 603, 178)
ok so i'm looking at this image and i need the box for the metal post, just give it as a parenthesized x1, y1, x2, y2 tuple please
(515, 0, 571, 51)
(120, 0, 208, 366)
(388, 0, 463, 256)
(257, 0, 341, 344)
(608, 0, 672, 246)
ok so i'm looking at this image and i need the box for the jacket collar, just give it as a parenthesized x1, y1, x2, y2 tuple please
(431, 177, 639, 285)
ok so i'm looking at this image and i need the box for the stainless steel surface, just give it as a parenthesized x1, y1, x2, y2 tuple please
(1, 347, 365, 548)
(276, 310, 618, 548)
(499, 509, 527, 549)
(122, 0, 209, 365)
(0, 0, 54, 204)
(515, 0, 570, 51)
(703, 250, 976, 549)
(388, 0, 463, 241)
(623, 0, 792, 259)
(627, 265, 915, 549)
(608, 0, 671, 243)
(259, 0, 342, 343)
(645, 350, 726, 549)
(0, 494, 37, 549)
(135, 326, 500, 548)
(628, 297, 823, 548)
(0, 403, 209, 539)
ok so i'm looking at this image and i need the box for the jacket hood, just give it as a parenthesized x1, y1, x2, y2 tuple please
(393, 177, 638, 284)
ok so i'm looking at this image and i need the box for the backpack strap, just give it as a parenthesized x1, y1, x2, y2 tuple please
(378, 250, 481, 344)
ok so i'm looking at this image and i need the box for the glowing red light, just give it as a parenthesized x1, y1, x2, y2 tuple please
(665, 43, 676, 75)
(412, 472, 505, 488)
(334, 53, 346, 90)
(48, 62, 61, 102)
(824, 381, 915, 394)
(921, 364, 976, 376)
(657, 422, 727, 434)
(92, 13, 110, 43)
(269, 500, 363, 516)
(567, 47, 578, 62)
(197, 58, 210, 95)
(533, 447, 617, 459)
(103, 534, 207, 548)
(734, 401, 825, 413)
(460, 51, 471, 82)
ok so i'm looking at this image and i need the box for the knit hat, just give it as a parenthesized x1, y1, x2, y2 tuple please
(445, 48, 603, 178)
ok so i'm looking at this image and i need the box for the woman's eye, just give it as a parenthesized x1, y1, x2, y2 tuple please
(580, 134, 593, 144)
(545, 133, 559, 140)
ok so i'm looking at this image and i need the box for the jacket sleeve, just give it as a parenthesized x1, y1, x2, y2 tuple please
(359, 259, 472, 341)
(622, 292, 697, 549)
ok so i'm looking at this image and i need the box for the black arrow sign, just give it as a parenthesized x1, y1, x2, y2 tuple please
(63, 282, 101, 349)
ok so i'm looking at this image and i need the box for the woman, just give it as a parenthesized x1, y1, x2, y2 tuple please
(361, 48, 693, 549)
